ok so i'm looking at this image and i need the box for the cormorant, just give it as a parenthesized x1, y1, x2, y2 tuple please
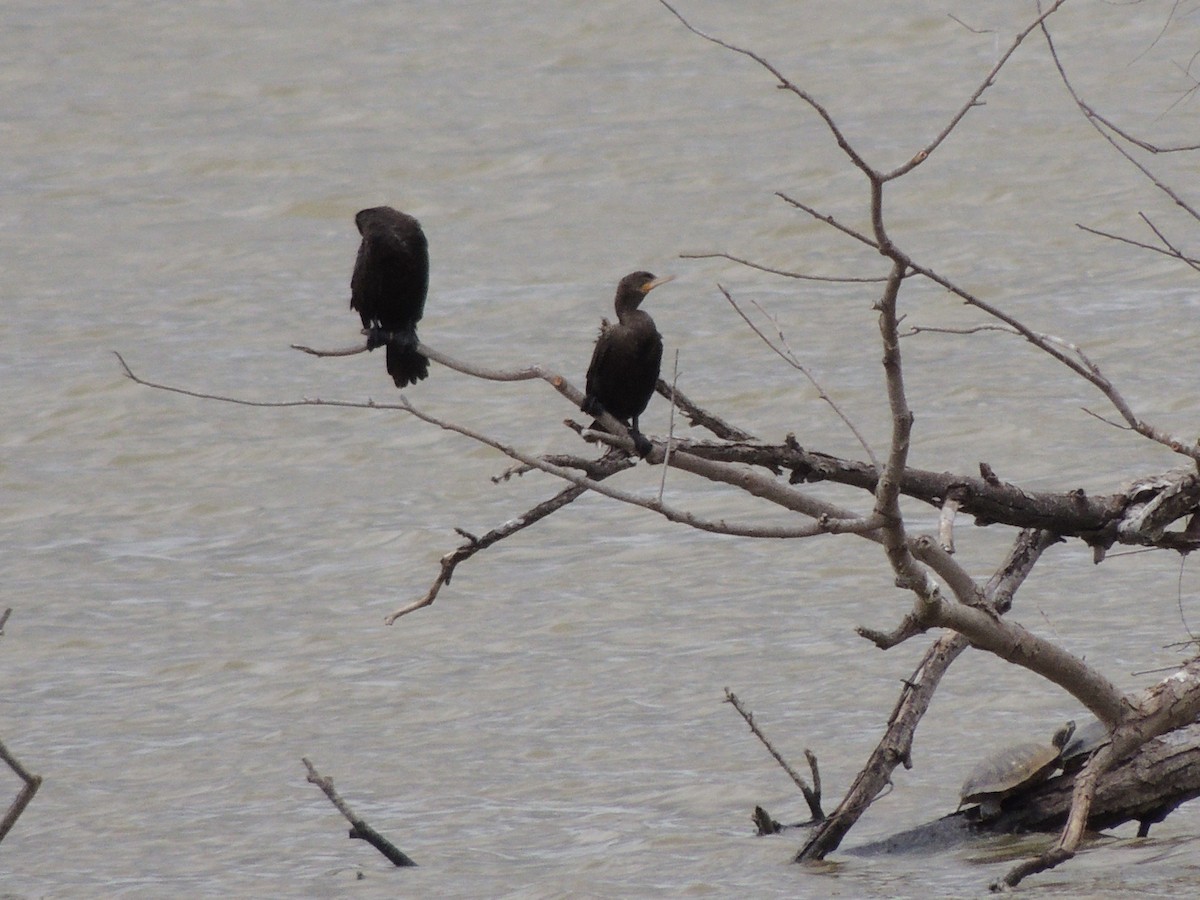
(581, 271, 674, 456)
(350, 206, 430, 388)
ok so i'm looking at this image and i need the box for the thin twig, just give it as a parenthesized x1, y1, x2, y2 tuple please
(889, 258, 1200, 463)
(947, 14, 993, 35)
(725, 688, 824, 822)
(387, 455, 634, 622)
(658, 350, 680, 505)
(902, 323, 1019, 338)
(1041, 19, 1200, 221)
(880, 0, 1070, 181)
(718, 285, 878, 469)
(656, 0, 877, 179)
(679, 252, 885, 283)
(116, 353, 881, 545)
(775, 193, 881, 250)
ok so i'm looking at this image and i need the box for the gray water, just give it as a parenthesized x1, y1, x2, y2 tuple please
(3, 2, 1199, 897)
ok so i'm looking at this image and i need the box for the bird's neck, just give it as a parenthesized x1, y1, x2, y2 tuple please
(616, 304, 651, 327)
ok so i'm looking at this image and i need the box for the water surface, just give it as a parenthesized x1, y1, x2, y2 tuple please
(2, 2, 1198, 897)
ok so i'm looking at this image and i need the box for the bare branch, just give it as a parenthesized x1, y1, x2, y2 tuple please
(909, 536, 1132, 726)
(717, 284, 878, 469)
(775, 192, 881, 250)
(301, 757, 416, 867)
(947, 14, 993, 36)
(873, 259, 930, 605)
(1041, 19, 1200, 222)
(656, 0, 878, 179)
(725, 688, 824, 822)
(891, 261, 1200, 463)
(901, 323, 1018, 338)
(117, 353, 882, 544)
(387, 455, 634, 623)
(679, 252, 886, 284)
(800, 528, 1063, 861)
(0, 737, 41, 845)
(881, 0, 1070, 181)
(654, 379, 755, 441)
(291, 340, 370, 357)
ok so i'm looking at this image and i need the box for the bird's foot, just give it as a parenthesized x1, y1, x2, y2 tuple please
(632, 431, 653, 458)
(364, 326, 386, 351)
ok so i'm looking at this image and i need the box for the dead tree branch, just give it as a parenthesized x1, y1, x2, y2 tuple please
(1041, 21, 1200, 222)
(386, 453, 635, 623)
(798, 528, 1062, 861)
(0, 739, 41, 845)
(725, 688, 824, 823)
(302, 757, 416, 868)
(116, 354, 885, 541)
(679, 251, 886, 284)
(717, 284, 878, 469)
(654, 378, 755, 441)
(0, 611, 41, 845)
(659, 0, 1067, 181)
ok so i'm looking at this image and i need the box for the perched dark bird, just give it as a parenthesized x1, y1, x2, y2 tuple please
(350, 206, 430, 388)
(581, 271, 674, 456)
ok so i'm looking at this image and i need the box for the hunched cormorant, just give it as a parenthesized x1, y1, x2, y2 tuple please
(350, 206, 430, 388)
(581, 271, 674, 456)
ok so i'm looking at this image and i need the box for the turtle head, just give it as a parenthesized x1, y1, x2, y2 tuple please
(1053, 720, 1077, 751)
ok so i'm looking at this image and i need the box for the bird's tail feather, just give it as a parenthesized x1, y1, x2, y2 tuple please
(386, 336, 429, 388)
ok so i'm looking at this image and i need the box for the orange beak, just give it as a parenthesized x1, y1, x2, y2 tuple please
(641, 274, 676, 293)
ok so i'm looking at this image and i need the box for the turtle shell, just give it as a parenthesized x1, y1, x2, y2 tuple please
(960, 721, 1075, 811)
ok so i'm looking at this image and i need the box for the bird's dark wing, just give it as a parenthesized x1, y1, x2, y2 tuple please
(626, 330, 663, 417)
(583, 328, 615, 413)
(350, 209, 428, 331)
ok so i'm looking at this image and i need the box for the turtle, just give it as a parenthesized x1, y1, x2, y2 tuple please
(1060, 717, 1111, 773)
(959, 720, 1076, 819)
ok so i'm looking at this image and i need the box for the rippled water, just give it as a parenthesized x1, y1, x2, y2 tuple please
(3, 2, 1199, 897)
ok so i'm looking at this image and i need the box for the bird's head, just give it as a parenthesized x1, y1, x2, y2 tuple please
(615, 271, 674, 313)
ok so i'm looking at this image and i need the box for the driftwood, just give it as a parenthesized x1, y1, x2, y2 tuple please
(0, 738, 41, 845)
(0, 610, 42, 845)
(302, 757, 416, 868)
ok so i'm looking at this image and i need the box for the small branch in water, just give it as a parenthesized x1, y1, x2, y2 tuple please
(302, 757, 416, 867)
(0, 739, 42, 845)
(725, 688, 824, 822)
